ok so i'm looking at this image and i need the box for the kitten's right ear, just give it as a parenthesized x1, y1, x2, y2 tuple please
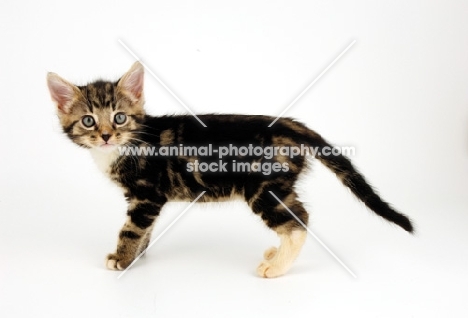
(46, 73, 79, 114)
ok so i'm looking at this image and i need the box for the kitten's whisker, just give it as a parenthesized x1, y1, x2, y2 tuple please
(132, 124, 164, 136)
(132, 130, 160, 138)
(134, 123, 154, 129)
(126, 137, 148, 145)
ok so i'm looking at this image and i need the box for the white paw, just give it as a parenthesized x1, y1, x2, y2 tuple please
(105, 254, 130, 271)
(256, 260, 285, 278)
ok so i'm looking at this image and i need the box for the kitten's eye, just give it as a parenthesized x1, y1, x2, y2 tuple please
(82, 115, 95, 128)
(114, 113, 127, 125)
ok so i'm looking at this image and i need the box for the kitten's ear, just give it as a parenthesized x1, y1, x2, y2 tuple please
(47, 73, 79, 114)
(117, 61, 144, 102)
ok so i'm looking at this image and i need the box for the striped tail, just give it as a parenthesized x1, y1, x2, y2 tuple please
(308, 133, 414, 233)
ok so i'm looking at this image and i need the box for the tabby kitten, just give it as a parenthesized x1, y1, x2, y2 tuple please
(47, 62, 413, 278)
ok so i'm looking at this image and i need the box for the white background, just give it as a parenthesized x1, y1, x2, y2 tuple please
(1, 1, 468, 317)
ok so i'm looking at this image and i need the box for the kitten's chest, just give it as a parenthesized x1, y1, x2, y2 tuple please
(90, 149, 120, 176)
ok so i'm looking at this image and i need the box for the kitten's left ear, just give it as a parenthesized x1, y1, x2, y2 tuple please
(118, 61, 145, 102)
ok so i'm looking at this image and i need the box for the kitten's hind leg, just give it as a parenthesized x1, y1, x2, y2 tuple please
(257, 228, 307, 278)
(249, 190, 308, 278)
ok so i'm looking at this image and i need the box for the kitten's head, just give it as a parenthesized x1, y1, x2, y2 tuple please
(47, 62, 146, 152)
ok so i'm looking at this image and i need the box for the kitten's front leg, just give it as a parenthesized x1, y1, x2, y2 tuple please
(106, 199, 165, 270)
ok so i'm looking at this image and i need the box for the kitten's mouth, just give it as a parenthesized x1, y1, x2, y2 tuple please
(97, 143, 118, 152)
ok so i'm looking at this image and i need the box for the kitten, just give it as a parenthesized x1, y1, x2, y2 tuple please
(47, 62, 413, 278)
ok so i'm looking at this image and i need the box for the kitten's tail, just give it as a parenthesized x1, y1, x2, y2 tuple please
(305, 130, 414, 233)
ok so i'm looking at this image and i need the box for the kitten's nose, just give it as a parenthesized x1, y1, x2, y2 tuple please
(101, 134, 111, 142)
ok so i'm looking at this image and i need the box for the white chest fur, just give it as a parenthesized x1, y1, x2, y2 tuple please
(90, 148, 120, 176)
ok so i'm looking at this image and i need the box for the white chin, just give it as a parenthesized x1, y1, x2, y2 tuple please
(96, 144, 118, 153)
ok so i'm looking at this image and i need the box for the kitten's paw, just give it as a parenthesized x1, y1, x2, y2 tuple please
(263, 247, 278, 260)
(256, 260, 285, 278)
(105, 253, 132, 271)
